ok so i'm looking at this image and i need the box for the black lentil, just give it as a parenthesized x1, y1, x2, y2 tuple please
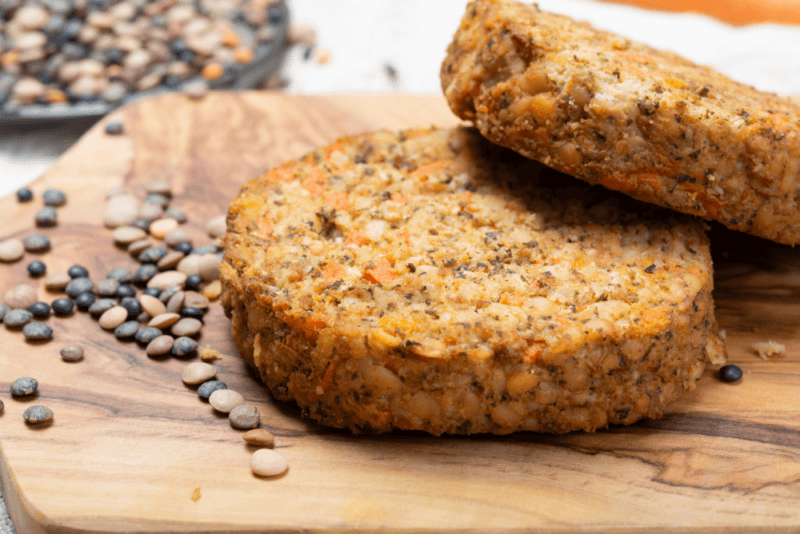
(22, 322, 53, 341)
(138, 246, 169, 264)
(75, 292, 97, 311)
(23, 405, 53, 425)
(174, 242, 193, 255)
(142, 287, 161, 298)
(105, 122, 124, 135)
(51, 298, 74, 316)
(184, 274, 203, 291)
(27, 260, 47, 277)
(43, 189, 67, 206)
(66, 277, 94, 298)
(34, 207, 58, 227)
(29, 301, 51, 317)
(165, 208, 187, 223)
(134, 326, 162, 344)
(88, 298, 116, 317)
(191, 244, 218, 255)
(719, 364, 743, 383)
(16, 188, 33, 202)
(115, 284, 137, 299)
(67, 265, 90, 279)
(197, 380, 227, 400)
(143, 193, 169, 207)
(23, 234, 51, 252)
(172, 336, 198, 357)
(180, 306, 205, 320)
(121, 297, 142, 320)
(107, 267, 132, 283)
(132, 264, 158, 286)
(132, 218, 151, 231)
(114, 320, 140, 339)
(11, 377, 38, 396)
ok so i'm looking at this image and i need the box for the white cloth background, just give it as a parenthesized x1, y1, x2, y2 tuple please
(2, 1, 800, 530)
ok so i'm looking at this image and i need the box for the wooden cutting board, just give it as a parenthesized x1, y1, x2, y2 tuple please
(1, 93, 799, 534)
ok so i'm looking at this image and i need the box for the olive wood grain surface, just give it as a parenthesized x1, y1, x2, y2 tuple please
(0, 92, 799, 534)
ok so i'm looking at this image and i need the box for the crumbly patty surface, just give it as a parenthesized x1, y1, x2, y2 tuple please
(441, 0, 800, 245)
(221, 126, 725, 435)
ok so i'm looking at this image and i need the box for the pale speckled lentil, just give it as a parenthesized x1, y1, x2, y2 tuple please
(171, 317, 202, 337)
(148, 271, 187, 290)
(11, 377, 38, 396)
(172, 336, 198, 356)
(99, 306, 127, 330)
(114, 320, 140, 339)
(146, 181, 171, 196)
(182, 362, 217, 385)
(157, 250, 184, 270)
(250, 449, 288, 477)
(43, 189, 66, 206)
(107, 267, 133, 283)
(164, 228, 191, 247)
(229, 404, 260, 430)
(209, 389, 244, 413)
(23, 234, 51, 252)
(198, 253, 221, 282)
(0, 303, 9, 322)
(4, 309, 33, 328)
(44, 273, 71, 290)
(113, 226, 147, 245)
(166, 291, 185, 313)
(5, 284, 38, 309)
(0, 238, 24, 262)
(148, 312, 181, 329)
(183, 291, 209, 310)
(35, 207, 58, 227)
(206, 215, 226, 238)
(140, 295, 166, 318)
(191, 245, 219, 256)
(135, 327, 162, 345)
(95, 279, 119, 297)
(159, 286, 180, 303)
(138, 204, 164, 222)
(165, 208, 187, 223)
(127, 238, 153, 256)
(146, 335, 174, 356)
(144, 193, 169, 208)
(89, 298, 116, 317)
(177, 255, 201, 276)
(149, 218, 178, 239)
(23, 405, 53, 425)
(60, 345, 84, 362)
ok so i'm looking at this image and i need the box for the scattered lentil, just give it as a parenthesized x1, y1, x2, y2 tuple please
(23, 405, 53, 425)
(114, 320, 139, 339)
(172, 336, 198, 357)
(159, 286, 180, 303)
(197, 380, 227, 400)
(180, 307, 205, 321)
(89, 298, 116, 317)
(27, 260, 47, 277)
(182, 361, 217, 385)
(135, 327, 162, 345)
(128, 240, 154, 257)
(138, 245, 169, 264)
(142, 287, 161, 298)
(206, 215, 226, 238)
(171, 317, 202, 337)
(75, 292, 97, 311)
(174, 241, 193, 255)
(104, 196, 139, 228)
(165, 208, 187, 223)
(164, 229, 191, 248)
(157, 250, 184, 270)
(146, 181, 171, 196)
(4, 309, 33, 328)
(105, 121, 124, 135)
(144, 194, 169, 208)
(42, 189, 66, 206)
(202, 280, 222, 300)
(0, 238, 25, 262)
(16, 188, 33, 202)
(229, 404, 260, 430)
(121, 297, 142, 320)
(209, 389, 244, 413)
(6, 284, 38, 309)
(719, 364, 743, 383)
(51, 298, 74, 315)
(34, 207, 58, 227)
(99, 306, 127, 329)
(132, 219, 151, 231)
(66, 277, 94, 298)
(23, 234, 51, 252)
(177, 255, 201, 276)
(23, 321, 53, 341)
(243, 429, 275, 448)
(29, 301, 51, 317)
(149, 312, 181, 329)
(113, 226, 147, 245)
(166, 291, 185, 313)
(67, 265, 90, 279)
(115, 284, 136, 299)
(140, 294, 166, 317)
(137, 312, 151, 324)
(192, 245, 218, 256)
(11, 377, 38, 396)
(44, 273, 71, 290)
(146, 334, 174, 356)
(149, 218, 178, 239)
(107, 267, 133, 283)
(198, 253, 221, 282)
(0, 303, 9, 322)
(184, 274, 203, 291)
(132, 264, 158, 285)
(250, 449, 288, 477)
(95, 279, 120, 297)
(148, 270, 187, 290)
(138, 204, 164, 222)
(60, 345, 84, 362)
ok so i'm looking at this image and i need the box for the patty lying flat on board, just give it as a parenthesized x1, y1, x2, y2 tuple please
(221, 126, 725, 435)
(441, 0, 800, 245)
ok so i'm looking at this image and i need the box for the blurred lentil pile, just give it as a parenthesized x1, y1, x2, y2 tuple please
(0, 0, 288, 116)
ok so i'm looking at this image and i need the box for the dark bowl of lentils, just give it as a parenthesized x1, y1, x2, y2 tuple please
(0, 0, 288, 124)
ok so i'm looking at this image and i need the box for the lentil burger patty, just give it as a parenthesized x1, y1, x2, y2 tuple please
(441, 0, 800, 245)
(221, 126, 725, 435)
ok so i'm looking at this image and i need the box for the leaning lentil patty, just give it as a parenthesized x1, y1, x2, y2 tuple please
(441, 0, 800, 245)
(221, 126, 725, 435)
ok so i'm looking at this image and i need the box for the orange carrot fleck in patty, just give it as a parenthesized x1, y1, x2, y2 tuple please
(257, 214, 273, 238)
(322, 263, 343, 280)
(324, 191, 349, 210)
(302, 168, 327, 194)
(408, 160, 450, 181)
(345, 230, 368, 246)
(365, 258, 397, 285)
(266, 166, 294, 184)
